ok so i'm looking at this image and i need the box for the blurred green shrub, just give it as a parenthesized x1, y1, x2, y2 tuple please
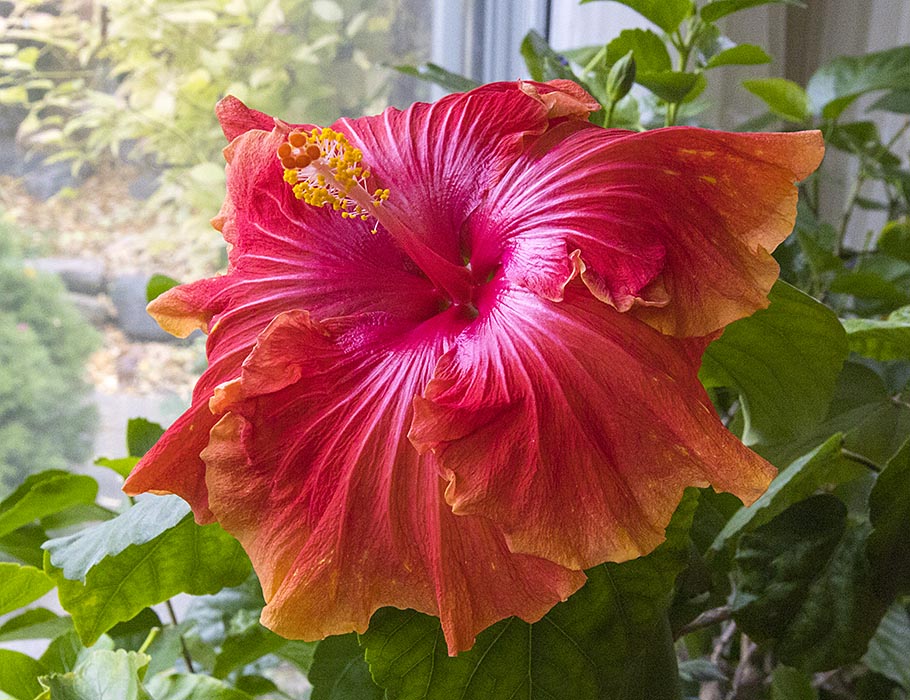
(0, 219, 99, 495)
(0, 0, 421, 256)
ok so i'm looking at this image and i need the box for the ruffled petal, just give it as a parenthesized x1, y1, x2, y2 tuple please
(125, 106, 440, 517)
(410, 275, 776, 570)
(336, 81, 597, 269)
(202, 309, 584, 655)
(216, 95, 277, 141)
(470, 126, 823, 336)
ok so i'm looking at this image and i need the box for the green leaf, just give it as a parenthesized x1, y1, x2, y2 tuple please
(0, 471, 98, 538)
(704, 44, 772, 68)
(0, 649, 47, 700)
(44, 495, 190, 580)
(144, 673, 254, 700)
(0, 562, 55, 615)
(863, 603, 910, 691)
(38, 649, 151, 700)
(212, 609, 287, 679)
(39, 630, 91, 676)
(711, 435, 861, 552)
(363, 492, 697, 700)
(127, 418, 165, 458)
(742, 77, 810, 122)
(842, 307, 910, 361)
(605, 28, 670, 74)
(700, 281, 848, 445)
(94, 456, 140, 479)
(146, 275, 179, 303)
(879, 221, 910, 264)
(0, 608, 72, 643)
(700, 0, 804, 22)
(581, 0, 693, 34)
(235, 675, 279, 696)
(637, 71, 701, 103)
(871, 89, 910, 114)
(309, 634, 384, 700)
(520, 30, 577, 83)
(867, 440, 910, 599)
(0, 524, 48, 567)
(392, 63, 479, 93)
(45, 505, 250, 645)
(807, 45, 910, 119)
(732, 495, 886, 671)
(770, 665, 817, 700)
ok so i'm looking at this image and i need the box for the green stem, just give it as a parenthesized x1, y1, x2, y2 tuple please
(605, 99, 617, 128)
(166, 599, 195, 674)
(137, 627, 160, 655)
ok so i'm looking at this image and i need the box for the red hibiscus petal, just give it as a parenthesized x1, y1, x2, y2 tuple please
(216, 95, 276, 141)
(125, 108, 439, 516)
(202, 309, 584, 655)
(336, 81, 593, 269)
(410, 275, 776, 570)
(471, 126, 823, 336)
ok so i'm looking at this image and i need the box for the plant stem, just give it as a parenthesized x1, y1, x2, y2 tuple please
(605, 99, 616, 128)
(675, 605, 733, 639)
(840, 448, 881, 472)
(165, 599, 195, 673)
(137, 627, 160, 655)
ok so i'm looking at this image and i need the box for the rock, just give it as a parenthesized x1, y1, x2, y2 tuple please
(21, 158, 88, 200)
(109, 273, 174, 342)
(67, 292, 113, 327)
(27, 257, 106, 295)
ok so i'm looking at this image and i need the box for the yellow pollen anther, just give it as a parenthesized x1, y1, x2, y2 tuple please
(278, 127, 389, 233)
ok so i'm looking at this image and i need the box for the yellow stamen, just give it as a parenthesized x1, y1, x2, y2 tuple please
(277, 127, 389, 233)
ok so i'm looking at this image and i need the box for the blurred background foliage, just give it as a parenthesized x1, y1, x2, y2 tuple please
(0, 0, 425, 267)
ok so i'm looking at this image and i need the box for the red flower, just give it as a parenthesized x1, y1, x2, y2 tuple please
(124, 80, 824, 654)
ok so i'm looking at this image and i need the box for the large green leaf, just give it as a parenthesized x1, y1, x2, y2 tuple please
(212, 609, 287, 679)
(0, 562, 55, 615)
(0, 524, 48, 568)
(732, 495, 885, 671)
(807, 45, 910, 119)
(770, 666, 817, 700)
(605, 28, 670, 73)
(867, 440, 910, 599)
(144, 673, 254, 700)
(704, 43, 771, 68)
(580, 0, 693, 34)
(700, 281, 848, 445)
(0, 471, 98, 538)
(126, 418, 165, 458)
(45, 509, 250, 645)
(637, 71, 701, 103)
(863, 603, 910, 691)
(309, 634, 385, 700)
(700, 0, 803, 22)
(363, 492, 698, 700)
(711, 435, 861, 552)
(43, 495, 190, 580)
(742, 77, 810, 122)
(0, 649, 47, 700)
(145, 274, 179, 303)
(520, 30, 577, 83)
(878, 222, 910, 264)
(842, 307, 910, 361)
(0, 608, 72, 643)
(37, 649, 151, 700)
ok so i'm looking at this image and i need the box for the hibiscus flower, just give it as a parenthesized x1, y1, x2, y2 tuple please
(124, 79, 823, 654)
